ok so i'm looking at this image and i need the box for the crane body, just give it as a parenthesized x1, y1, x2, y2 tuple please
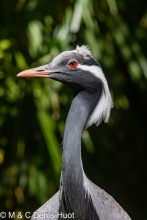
(17, 46, 131, 220)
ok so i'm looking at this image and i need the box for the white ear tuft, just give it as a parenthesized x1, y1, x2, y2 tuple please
(86, 66, 113, 128)
(78, 65, 113, 128)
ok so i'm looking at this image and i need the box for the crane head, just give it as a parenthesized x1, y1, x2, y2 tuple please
(17, 46, 101, 91)
(17, 45, 113, 127)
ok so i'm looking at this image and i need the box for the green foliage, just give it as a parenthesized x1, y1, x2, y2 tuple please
(0, 0, 147, 219)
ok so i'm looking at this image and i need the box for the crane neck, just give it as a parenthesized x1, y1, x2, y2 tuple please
(62, 89, 101, 181)
(59, 89, 102, 218)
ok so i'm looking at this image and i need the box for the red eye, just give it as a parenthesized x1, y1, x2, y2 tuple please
(68, 61, 77, 68)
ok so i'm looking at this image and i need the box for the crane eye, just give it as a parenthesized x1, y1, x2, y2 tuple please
(68, 61, 77, 68)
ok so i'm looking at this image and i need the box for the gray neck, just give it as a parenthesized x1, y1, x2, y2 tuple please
(62, 90, 101, 186)
(59, 89, 101, 219)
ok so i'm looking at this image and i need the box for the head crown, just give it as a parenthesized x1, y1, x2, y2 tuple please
(76, 45, 92, 57)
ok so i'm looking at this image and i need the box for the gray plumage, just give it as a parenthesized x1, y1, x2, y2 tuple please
(17, 45, 131, 220)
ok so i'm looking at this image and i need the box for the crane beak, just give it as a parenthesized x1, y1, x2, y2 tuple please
(17, 65, 52, 78)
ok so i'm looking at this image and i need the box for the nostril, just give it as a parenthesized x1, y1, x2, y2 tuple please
(36, 69, 45, 72)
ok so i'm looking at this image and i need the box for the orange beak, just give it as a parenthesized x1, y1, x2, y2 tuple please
(17, 65, 52, 78)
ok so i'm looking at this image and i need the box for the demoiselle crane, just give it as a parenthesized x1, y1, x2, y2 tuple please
(17, 45, 131, 220)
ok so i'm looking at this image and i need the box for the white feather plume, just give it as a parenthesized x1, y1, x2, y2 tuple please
(78, 65, 113, 128)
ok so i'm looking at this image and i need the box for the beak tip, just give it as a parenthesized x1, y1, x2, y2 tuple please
(16, 70, 35, 78)
(17, 72, 27, 78)
(17, 73, 22, 77)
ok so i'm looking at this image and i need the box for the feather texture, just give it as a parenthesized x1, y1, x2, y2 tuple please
(78, 64, 113, 128)
(76, 45, 92, 57)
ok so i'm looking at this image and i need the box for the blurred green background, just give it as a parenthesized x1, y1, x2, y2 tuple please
(0, 0, 147, 219)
